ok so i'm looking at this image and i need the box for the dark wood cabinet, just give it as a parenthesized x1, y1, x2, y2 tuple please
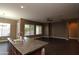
(8, 41, 21, 55)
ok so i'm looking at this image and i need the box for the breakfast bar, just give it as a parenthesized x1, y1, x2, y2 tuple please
(8, 38, 48, 55)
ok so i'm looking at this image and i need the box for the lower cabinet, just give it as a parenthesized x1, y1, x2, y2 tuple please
(8, 41, 21, 55)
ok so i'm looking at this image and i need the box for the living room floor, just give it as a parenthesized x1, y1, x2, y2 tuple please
(38, 38, 79, 55)
(0, 42, 8, 55)
(0, 39, 79, 55)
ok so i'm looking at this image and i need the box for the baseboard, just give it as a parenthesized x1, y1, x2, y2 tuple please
(0, 40, 8, 43)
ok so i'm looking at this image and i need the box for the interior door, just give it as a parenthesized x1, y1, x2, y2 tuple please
(68, 21, 79, 38)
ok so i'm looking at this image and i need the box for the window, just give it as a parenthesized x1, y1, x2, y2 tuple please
(0, 23, 10, 37)
(36, 25, 42, 35)
(24, 24, 34, 36)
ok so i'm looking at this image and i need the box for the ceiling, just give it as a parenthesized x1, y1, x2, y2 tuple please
(0, 3, 79, 22)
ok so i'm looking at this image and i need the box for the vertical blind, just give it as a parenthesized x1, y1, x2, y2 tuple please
(0, 23, 10, 37)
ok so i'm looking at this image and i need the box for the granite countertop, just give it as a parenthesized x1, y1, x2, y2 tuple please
(8, 38, 48, 55)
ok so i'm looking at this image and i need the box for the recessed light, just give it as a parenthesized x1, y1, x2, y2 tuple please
(21, 5, 24, 8)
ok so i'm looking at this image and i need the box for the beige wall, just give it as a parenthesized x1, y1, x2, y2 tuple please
(51, 21, 68, 38)
(43, 21, 68, 38)
(0, 18, 17, 39)
(43, 23, 49, 36)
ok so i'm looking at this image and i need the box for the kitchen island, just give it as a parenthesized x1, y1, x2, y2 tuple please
(8, 38, 48, 55)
